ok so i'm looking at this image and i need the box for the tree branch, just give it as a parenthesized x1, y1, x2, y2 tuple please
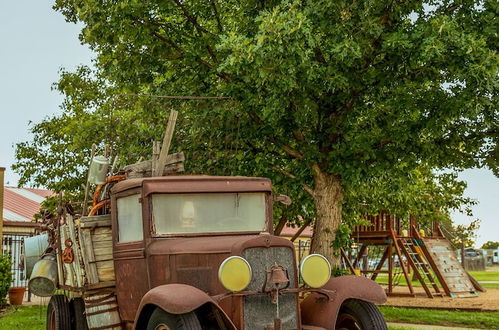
(270, 165, 315, 197)
(152, 32, 184, 59)
(172, 0, 210, 35)
(247, 111, 304, 159)
(209, 0, 223, 33)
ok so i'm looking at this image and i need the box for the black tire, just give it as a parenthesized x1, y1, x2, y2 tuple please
(46, 295, 71, 330)
(335, 299, 387, 330)
(70, 298, 89, 330)
(146, 308, 202, 330)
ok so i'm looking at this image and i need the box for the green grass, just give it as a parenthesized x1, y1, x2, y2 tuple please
(0, 305, 47, 330)
(468, 271, 499, 282)
(2, 304, 499, 329)
(374, 270, 499, 289)
(380, 306, 499, 329)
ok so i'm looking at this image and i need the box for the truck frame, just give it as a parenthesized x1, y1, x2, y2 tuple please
(34, 175, 387, 330)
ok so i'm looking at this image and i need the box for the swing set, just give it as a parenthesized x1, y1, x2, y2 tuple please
(341, 213, 479, 298)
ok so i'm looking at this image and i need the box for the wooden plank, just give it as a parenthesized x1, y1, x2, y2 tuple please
(154, 110, 178, 176)
(84, 281, 116, 291)
(80, 214, 112, 228)
(388, 242, 393, 294)
(78, 226, 94, 285)
(371, 246, 389, 281)
(340, 248, 356, 274)
(92, 240, 113, 250)
(125, 152, 184, 173)
(94, 252, 113, 261)
(152, 141, 161, 175)
(96, 261, 115, 282)
(81, 230, 99, 284)
(92, 227, 112, 235)
(66, 214, 84, 287)
(60, 224, 75, 287)
(126, 162, 184, 179)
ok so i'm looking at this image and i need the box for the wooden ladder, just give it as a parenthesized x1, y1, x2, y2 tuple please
(397, 237, 444, 298)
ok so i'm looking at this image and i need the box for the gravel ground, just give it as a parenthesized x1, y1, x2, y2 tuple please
(384, 287, 499, 311)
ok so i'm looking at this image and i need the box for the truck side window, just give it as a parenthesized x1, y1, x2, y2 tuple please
(117, 194, 143, 243)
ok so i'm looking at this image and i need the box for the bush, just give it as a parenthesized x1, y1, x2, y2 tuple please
(0, 254, 12, 307)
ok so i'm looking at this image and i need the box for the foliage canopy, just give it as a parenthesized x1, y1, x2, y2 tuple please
(14, 0, 498, 261)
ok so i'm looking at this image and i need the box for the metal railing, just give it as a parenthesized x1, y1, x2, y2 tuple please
(2, 234, 29, 287)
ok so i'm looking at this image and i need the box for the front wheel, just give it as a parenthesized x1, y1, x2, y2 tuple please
(146, 308, 202, 330)
(335, 299, 387, 330)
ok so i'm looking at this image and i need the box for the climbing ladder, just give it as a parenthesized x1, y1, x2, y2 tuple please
(397, 237, 444, 298)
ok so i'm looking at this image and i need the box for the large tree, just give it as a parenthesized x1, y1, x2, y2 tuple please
(16, 0, 497, 264)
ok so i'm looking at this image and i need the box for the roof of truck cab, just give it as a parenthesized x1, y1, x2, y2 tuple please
(111, 175, 272, 195)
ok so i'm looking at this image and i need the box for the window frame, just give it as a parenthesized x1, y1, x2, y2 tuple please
(149, 191, 272, 238)
(112, 188, 145, 246)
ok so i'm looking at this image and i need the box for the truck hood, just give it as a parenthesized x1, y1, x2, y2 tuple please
(147, 233, 295, 256)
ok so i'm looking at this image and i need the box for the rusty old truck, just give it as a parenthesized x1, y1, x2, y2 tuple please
(29, 175, 387, 330)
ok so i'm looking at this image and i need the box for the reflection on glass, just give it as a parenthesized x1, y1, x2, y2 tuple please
(152, 193, 266, 234)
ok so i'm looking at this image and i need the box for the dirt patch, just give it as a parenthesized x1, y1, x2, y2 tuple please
(384, 287, 499, 311)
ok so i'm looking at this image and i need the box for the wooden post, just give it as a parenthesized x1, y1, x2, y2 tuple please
(82, 145, 97, 216)
(388, 243, 393, 294)
(0, 167, 4, 254)
(152, 141, 161, 175)
(154, 110, 178, 176)
(461, 241, 466, 268)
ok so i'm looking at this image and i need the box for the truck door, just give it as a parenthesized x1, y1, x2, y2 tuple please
(112, 190, 149, 323)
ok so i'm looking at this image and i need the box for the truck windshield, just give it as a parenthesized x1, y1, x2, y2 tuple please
(151, 192, 267, 234)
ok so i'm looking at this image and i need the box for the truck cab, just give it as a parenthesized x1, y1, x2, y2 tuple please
(110, 175, 387, 330)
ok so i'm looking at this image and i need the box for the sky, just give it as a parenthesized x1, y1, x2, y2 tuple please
(0, 1, 497, 247)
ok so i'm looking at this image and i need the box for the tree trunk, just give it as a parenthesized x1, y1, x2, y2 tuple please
(309, 166, 344, 268)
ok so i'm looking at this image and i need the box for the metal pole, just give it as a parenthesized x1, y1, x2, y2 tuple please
(0, 167, 5, 255)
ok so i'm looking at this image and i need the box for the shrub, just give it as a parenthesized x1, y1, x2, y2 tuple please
(0, 254, 12, 307)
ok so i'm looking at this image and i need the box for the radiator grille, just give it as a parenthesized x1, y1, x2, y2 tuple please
(242, 247, 298, 329)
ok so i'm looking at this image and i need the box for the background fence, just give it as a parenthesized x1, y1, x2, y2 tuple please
(2, 234, 29, 287)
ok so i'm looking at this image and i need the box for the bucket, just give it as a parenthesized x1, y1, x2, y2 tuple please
(24, 234, 49, 279)
(29, 253, 58, 297)
(88, 156, 109, 184)
(8, 287, 26, 305)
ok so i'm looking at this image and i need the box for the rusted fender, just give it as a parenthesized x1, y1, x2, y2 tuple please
(133, 284, 236, 329)
(301, 275, 386, 330)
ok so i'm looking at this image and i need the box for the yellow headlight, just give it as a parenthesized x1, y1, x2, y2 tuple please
(218, 256, 252, 292)
(300, 254, 331, 288)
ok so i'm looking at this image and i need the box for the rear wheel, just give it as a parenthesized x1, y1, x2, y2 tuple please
(335, 299, 387, 330)
(146, 308, 202, 330)
(46, 295, 71, 330)
(70, 298, 88, 330)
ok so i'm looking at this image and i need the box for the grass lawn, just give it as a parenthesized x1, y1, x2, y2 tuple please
(375, 270, 499, 289)
(380, 306, 499, 329)
(0, 305, 47, 330)
(2, 304, 499, 329)
(468, 271, 499, 281)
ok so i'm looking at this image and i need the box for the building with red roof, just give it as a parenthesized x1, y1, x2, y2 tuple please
(3, 186, 53, 235)
(1, 167, 53, 287)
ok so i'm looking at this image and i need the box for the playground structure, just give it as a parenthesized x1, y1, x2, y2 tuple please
(341, 213, 479, 298)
